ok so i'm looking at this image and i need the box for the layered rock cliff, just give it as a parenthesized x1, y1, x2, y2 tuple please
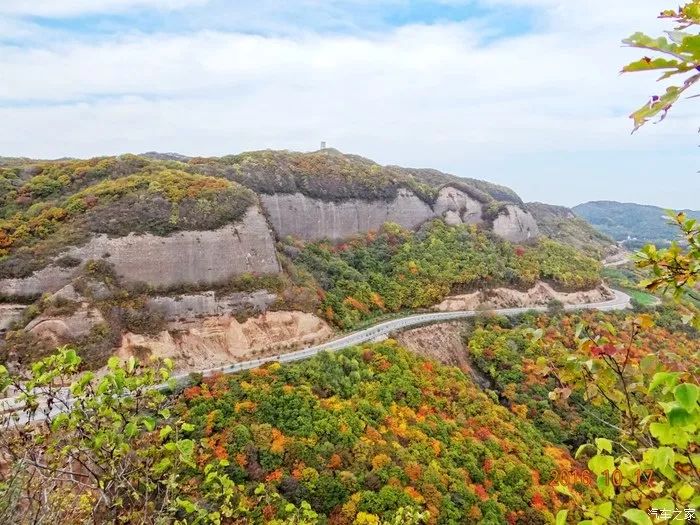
(117, 311, 333, 372)
(261, 189, 434, 241)
(0, 206, 280, 299)
(261, 185, 538, 242)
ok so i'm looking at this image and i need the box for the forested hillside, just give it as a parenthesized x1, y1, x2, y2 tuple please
(180, 340, 565, 524)
(526, 203, 617, 259)
(3, 301, 697, 524)
(291, 221, 601, 329)
(573, 201, 700, 249)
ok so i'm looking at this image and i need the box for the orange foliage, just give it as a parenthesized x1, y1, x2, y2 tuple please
(531, 492, 546, 510)
(270, 429, 286, 454)
(474, 484, 489, 501)
(365, 426, 383, 443)
(475, 427, 492, 441)
(265, 469, 283, 482)
(545, 446, 573, 472)
(0, 229, 11, 249)
(376, 359, 391, 372)
(343, 296, 370, 314)
(370, 292, 385, 310)
(405, 462, 422, 482)
(234, 401, 257, 413)
(328, 454, 343, 470)
(213, 444, 228, 461)
(404, 486, 424, 503)
(183, 386, 202, 400)
(469, 505, 483, 520)
(291, 462, 306, 480)
(510, 404, 528, 418)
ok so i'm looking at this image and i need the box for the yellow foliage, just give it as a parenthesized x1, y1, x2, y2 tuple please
(270, 428, 286, 454)
(353, 512, 380, 525)
(371, 453, 392, 471)
(234, 401, 256, 413)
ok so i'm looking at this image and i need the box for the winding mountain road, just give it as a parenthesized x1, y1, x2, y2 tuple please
(0, 289, 632, 421)
(173, 289, 632, 383)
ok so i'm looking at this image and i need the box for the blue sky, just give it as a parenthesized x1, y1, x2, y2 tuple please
(1, 0, 698, 209)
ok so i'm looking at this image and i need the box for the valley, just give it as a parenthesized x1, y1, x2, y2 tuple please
(0, 149, 697, 525)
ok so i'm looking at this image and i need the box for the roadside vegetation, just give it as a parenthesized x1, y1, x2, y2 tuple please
(292, 221, 602, 329)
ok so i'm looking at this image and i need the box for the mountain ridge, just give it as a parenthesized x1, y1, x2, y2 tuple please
(573, 200, 700, 249)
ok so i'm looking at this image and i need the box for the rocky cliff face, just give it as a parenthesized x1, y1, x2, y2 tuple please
(260, 190, 435, 241)
(394, 323, 491, 389)
(25, 307, 105, 348)
(117, 311, 333, 372)
(261, 186, 538, 243)
(0, 206, 280, 299)
(433, 186, 485, 225)
(492, 205, 539, 243)
(147, 290, 278, 323)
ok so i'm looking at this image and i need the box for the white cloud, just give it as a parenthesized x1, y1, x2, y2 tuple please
(0, 0, 697, 207)
(0, 0, 207, 17)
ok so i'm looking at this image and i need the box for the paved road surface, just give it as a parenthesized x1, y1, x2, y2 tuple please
(1, 289, 632, 421)
(175, 289, 632, 382)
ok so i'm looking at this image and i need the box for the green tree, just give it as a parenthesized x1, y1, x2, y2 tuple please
(0, 348, 199, 523)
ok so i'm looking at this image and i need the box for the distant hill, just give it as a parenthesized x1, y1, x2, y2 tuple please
(573, 201, 700, 249)
(526, 202, 618, 259)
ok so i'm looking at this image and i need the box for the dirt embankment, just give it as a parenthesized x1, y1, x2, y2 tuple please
(395, 322, 491, 389)
(434, 281, 614, 312)
(117, 311, 333, 372)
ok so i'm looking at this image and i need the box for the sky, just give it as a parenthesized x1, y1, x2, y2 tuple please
(1, 0, 698, 209)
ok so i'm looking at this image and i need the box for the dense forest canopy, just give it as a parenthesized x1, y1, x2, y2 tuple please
(291, 221, 602, 329)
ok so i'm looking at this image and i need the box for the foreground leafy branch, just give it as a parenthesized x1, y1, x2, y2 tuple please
(622, 2, 700, 131)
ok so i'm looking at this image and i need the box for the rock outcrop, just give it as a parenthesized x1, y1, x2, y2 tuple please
(147, 290, 277, 323)
(433, 187, 484, 226)
(0, 206, 280, 299)
(25, 307, 105, 347)
(117, 311, 333, 372)
(492, 205, 539, 243)
(0, 266, 76, 300)
(0, 305, 26, 335)
(261, 190, 435, 241)
(395, 322, 470, 370)
(394, 323, 491, 389)
(261, 186, 538, 242)
(434, 282, 614, 311)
